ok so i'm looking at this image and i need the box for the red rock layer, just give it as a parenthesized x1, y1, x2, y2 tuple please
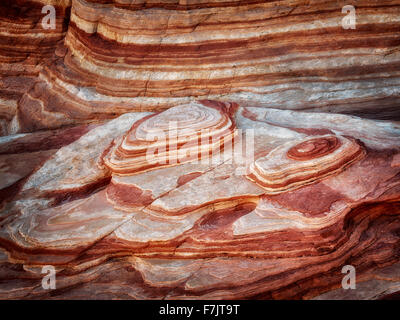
(0, 0, 400, 299)
(246, 135, 366, 194)
(286, 136, 342, 161)
(12, 112, 150, 214)
(0, 123, 97, 220)
(0, 105, 399, 300)
(103, 100, 236, 175)
(0, 0, 72, 135)
(9, 0, 400, 134)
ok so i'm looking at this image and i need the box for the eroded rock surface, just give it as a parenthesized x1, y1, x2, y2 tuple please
(0, 103, 399, 299)
(1, 0, 400, 300)
(2, 0, 400, 136)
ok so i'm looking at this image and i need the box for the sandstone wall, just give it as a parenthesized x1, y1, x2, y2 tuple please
(1, 0, 400, 135)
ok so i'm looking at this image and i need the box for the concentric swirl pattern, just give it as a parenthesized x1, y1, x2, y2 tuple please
(103, 100, 236, 175)
(247, 135, 365, 194)
(287, 136, 342, 161)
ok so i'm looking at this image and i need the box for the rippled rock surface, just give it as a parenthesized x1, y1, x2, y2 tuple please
(1, 0, 400, 300)
(0, 0, 71, 136)
(104, 100, 237, 175)
(0, 102, 399, 299)
(2, 0, 400, 136)
(247, 135, 366, 193)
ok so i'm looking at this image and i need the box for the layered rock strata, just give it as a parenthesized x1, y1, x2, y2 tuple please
(247, 135, 366, 193)
(104, 100, 237, 175)
(0, 0, 72, 135)
(0, 103, 399, 299)
(3, 0, 400, 135)
(1, 0, 400, 302)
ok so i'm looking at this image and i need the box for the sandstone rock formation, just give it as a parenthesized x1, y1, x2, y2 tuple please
(0, 0, 400, 300)
(104, 100, 237, 175)
(2, 0, 400, 136)
(0, 102, 399, 299)
(0, 0, 72, 135)
(246, 135, 366, 193)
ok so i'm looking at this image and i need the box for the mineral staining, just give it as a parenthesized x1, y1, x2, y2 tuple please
(1, 102, 399, 299)
(2, 0, 400, 136)
(103, 101, 236, 175)
(1, 0, 400, 301)
(246, 135, 366, 193)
